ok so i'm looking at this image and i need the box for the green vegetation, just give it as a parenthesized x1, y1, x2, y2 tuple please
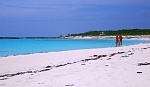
(67, 29, 150, 36)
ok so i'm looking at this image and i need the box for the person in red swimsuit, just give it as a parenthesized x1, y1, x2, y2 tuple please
(119, 35, 123, 46)
(116, 35, 119, 47)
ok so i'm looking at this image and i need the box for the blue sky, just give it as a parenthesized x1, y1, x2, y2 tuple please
(0, 0, 150, 37)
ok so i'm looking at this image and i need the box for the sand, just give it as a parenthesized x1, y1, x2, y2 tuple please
(0, 43, 150, 87)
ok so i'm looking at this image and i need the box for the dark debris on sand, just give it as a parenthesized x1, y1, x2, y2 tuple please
(137, 72, 142, 73)
(0, 51, 137, 80)
(138, 62, 150, 66)
(109, 52, 125, 57)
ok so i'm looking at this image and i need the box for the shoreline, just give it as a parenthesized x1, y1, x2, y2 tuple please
(0, 43, 150, 87)
(0, 43, 147, 58)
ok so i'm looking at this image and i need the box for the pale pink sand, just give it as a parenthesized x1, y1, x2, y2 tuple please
(0, 43, 150, 87)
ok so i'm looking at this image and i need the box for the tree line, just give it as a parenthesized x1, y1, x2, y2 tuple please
(67, 29, 150, 36)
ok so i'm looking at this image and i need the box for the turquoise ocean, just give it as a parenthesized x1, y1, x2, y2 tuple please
(0, 38, 150, 57)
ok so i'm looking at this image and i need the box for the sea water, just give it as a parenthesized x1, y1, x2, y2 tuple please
(0, 38, 150, 57)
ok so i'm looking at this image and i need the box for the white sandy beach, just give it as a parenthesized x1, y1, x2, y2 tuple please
(0, 43, 150, 87)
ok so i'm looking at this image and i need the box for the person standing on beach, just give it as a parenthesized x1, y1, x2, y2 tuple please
(116, 35, 119, 47)
(119, 35, 123, 46)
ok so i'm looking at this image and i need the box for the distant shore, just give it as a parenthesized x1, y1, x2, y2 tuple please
(64, 35, 150, 40)
(0, 37, 59, 39)
(0, 35, 150, 40)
